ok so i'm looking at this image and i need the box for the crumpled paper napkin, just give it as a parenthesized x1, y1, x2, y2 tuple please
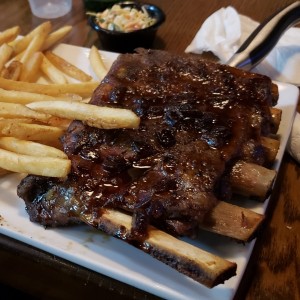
(185, 6, 300, 163)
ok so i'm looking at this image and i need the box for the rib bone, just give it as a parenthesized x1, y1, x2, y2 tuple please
(200, 201, 264, 242)
(261, 136, 280, 164)
(230, 161, 276, 200)
(89, 208, 237, 288)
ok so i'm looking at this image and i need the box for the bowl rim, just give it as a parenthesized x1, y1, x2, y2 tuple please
(88, 1, 166, 36)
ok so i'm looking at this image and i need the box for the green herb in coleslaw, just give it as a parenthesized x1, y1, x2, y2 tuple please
(91, 4, 156, 32)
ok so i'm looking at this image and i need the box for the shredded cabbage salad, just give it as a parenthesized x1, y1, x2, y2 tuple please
(94, 4, 156, 32)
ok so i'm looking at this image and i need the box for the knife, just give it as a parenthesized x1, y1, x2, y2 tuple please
(227, 1, 300, 70)
(227, 1, 300, 163)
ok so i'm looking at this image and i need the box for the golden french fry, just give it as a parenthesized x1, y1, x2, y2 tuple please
(27, 100, 140, 129)
(42, 25, 72, 50)
(0, 137, 67, 159)
(40, 53, 68, 84)
(0, 118, 36, 127)
(0, 121, 64, 144)
(0, 118, 34, 125)
(0, 148, 70, 177)
(20, 32, 49, 65)
(11, 21, 52, 55)
(0, 60, 22, 80)
(0, 87, 82, 105)
(45, 51, 93, 82)
(43, 116, 71, 130)
(0, 25, 103, 179)
(89, 45, 108, 80)
(61, 93, 83, 101)
(0, 43, 13, 72)
(8, 25, 71, 65)
(0, 77, 98, 98)
(0, 26, 20, 45)
(6, 50, 23, 65)
(20, 51, 43, 82)
(0, 102, 51, 121)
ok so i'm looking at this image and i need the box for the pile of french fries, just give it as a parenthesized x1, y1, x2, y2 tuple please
(0, 22, 139, 178)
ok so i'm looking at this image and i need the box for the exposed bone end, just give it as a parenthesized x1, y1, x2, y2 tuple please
(230, 161, 276, 200)
(270, 107, 282, 133)
(271, 83, 279, 106)
(261, 136, 280, 165)
(200, 201, 265, 242)
(145, 227, 237, 288)
(95, 209, 237, 288)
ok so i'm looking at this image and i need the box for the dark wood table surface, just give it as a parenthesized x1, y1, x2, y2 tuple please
(0, 0, 299, 299)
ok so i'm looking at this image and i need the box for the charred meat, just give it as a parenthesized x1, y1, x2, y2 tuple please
(18, 49, 278, 239)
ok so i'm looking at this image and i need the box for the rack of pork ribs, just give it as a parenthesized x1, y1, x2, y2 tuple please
(17, 49, 281, 288)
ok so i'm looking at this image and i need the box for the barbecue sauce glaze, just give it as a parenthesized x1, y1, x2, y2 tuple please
(19, 49, 277, 239)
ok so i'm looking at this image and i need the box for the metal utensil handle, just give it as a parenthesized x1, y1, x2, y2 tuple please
(227, 1, 300, 70)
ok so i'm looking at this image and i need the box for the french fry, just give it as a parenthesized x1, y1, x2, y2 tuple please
(0, 24, 109, 179)
(7, 24, 70, 66)
(0, 26, 20, 45)
(89, 45, 108, 80)
(0, 88, 82, 105)
(62, 94, 83, 101)
(0, 121, 64, 144)
(5, 50, 23, 65)
(0, 118, 34, 125)
(0, 77, 99, 98)
(43, 116, 71, 130)
(0, 116, 70, 132)
(10, 21, 52, 55)
(0, 102, 51, 121)
(0, 137, 67, 159)
(0, 61, 22, 80)
(45, 51, 93, 82)
(40, 53, 68, 84)
(20, 31, 49, 66)
(42, 25, 72, 50)
(27, 100, 140, 129)
(19, 51, 43, 82)
(0, 43, 13, 72)
(0, 148, 70, 177)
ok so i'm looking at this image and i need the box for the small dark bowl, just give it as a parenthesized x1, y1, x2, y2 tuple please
(83, 0, 121, 11)
(88, 1, 165, 53)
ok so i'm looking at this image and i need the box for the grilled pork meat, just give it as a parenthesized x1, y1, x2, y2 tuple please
(17, 49, 278, 239)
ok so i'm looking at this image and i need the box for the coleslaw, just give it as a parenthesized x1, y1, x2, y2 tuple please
(93, 4, 156, 32)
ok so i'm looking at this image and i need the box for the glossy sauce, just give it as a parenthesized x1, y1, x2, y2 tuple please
(61, 49, 276, 238)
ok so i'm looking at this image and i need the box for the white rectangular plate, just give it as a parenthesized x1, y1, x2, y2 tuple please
(0, 43, 298, 300)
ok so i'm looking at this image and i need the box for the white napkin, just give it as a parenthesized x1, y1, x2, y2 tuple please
(185, 6, 300, 163)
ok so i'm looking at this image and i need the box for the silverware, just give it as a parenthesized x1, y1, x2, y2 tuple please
(227, 1, 300, 70)
(227, 2, 300, 163)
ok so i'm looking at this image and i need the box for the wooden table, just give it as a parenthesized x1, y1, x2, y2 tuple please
(0, 0, 299, 299)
